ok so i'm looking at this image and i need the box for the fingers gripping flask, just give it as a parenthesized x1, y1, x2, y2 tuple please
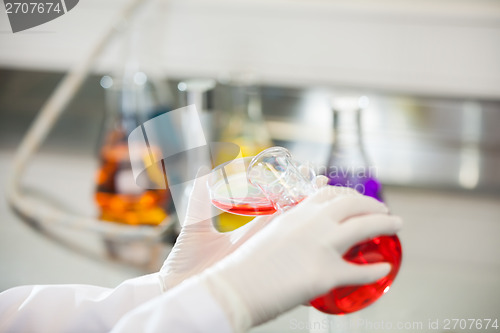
(247, 147, 402, 315)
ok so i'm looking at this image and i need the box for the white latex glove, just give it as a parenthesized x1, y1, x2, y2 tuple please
(159, 170, 328, 292)
(197, 186, 402, 332)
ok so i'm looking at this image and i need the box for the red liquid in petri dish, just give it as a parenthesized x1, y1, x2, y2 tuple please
(212, 195, 402, 314)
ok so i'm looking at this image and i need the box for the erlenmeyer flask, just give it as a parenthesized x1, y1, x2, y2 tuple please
(215, 77, 273, 232)
(326, 96, 382, 200)
(94, 74, 174, 227)
(94, 68, 178, 269)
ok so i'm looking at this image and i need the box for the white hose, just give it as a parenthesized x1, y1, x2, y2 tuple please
(6, 0, 170, 242)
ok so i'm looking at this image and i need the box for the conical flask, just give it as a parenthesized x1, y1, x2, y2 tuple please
(94, 74, 174, 227)
(326, 96, 383, 200)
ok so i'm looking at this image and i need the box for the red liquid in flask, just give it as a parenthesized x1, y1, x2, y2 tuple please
(310, 235, 402, 314)
(310, 173, 402, 314)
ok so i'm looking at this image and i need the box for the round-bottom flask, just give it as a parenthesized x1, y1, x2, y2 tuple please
(247, 147, 402, 314)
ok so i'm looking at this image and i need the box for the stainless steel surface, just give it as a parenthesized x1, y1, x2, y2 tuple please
(2, 69, 499, 195)
(256, 87, 500, 193)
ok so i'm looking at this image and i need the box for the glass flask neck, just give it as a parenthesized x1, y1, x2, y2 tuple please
(333, 106, 363, 148)
(103, 81, 157, 135)
(248, 147, 316, 213)
(326, 100, 383, 201)
(219, 81, 271, 157)
(329, 106, 369, 169)
(229, 84, 263, 122)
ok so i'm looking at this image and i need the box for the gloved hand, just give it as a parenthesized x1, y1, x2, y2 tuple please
(197, 186, 402, 332)
(159, 169, 329, 292)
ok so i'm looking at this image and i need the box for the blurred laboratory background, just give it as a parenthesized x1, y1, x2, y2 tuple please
(1, 0, 499, 332)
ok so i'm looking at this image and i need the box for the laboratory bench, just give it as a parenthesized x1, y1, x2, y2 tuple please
(1, 69, 499, 332)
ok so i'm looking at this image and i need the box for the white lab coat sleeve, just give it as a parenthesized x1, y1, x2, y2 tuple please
(110, 277, 233, 333)
(0, 273, 163, 333)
